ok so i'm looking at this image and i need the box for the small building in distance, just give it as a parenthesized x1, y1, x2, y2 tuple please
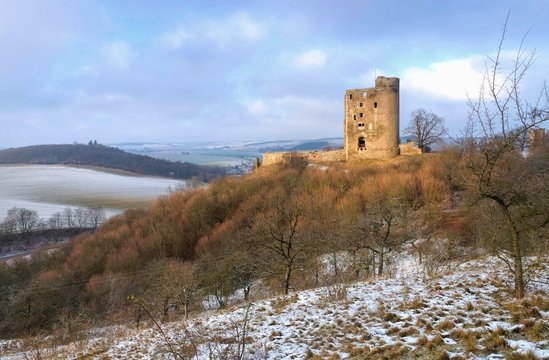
(262, 76, 420, 166)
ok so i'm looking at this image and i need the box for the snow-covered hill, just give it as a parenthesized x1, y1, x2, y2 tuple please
(2, 256, 548, 359)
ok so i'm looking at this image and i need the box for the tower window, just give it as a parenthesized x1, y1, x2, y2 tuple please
(359, 102, 363, 107)
(358, 137, 366, 149)
(358, 122, 365, 128)
(362, 91, 367, 97)
(353, 114, 357, 121)
(359, 113, 363, 118)
(374, 102, 378, 109)
(349, 94, 352, 100)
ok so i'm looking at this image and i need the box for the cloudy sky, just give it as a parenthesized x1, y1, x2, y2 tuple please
(0, 0, 548, 147)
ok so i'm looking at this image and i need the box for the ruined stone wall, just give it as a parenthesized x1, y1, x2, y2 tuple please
(344, 76, 399, 160)
(528, 128, 547, 156)
(262, 149, 345, 166)
(399, 141, 422, 156)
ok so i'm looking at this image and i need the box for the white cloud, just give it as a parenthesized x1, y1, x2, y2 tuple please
(293, 49, 328, 69)
(102, 41, 135, 70)
(158, 12, 266, 50)
(77, 64, 99, 77)
(158, 27, 191, 50)
(246, 99, 268, 115)
(401, 57, 484, 101)
(223, 12, 266, 42)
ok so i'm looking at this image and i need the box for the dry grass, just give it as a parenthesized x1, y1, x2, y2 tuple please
(506, 300, 542, 323)
(416, 335, 429, 346)
(530, 294, 549, 311)
(461, 331, 478, 354)
(426, 333, 444, 350)
(436, 318, 456, 331)
(482, 329, 508, 351)
(526, 320, 549, 341)
(271, 294, 299, 313)
(505, 350, 540, 360)
(398, 326, 419, 337)
(464, 301, 475, 311)
(382, 312, 400, 323)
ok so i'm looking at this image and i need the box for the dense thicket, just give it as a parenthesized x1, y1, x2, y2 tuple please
(0, 144, 226, 181)
(0, 154, 474, 337)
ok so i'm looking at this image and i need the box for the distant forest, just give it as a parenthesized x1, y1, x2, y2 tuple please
(0, 143, 227, 181)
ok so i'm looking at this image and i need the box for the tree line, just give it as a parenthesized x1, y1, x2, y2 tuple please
(0, 206, 107, 237)
(0, 144, 227, 182)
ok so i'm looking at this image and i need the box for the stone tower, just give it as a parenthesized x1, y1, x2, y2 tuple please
(344, 76, 400, 160)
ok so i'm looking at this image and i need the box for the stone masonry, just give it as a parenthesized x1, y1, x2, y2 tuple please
(344, 76, 400, 160)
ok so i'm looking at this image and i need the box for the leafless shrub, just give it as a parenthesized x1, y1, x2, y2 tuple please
(173, 305, 253, 360)
(322, 282, 348, 302)
(421, 238, 469, 279)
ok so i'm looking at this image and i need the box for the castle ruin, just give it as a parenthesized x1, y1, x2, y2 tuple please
(262, 76, 419, 166)
(344, 76, 400, 160)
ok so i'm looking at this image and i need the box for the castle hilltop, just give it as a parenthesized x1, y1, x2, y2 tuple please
(262, 76, 420, 166)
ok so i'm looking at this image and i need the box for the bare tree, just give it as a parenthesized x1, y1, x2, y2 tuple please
(73, 207, 89, 228)
(63, 208, 74, 229)
(144, 259, 200, 322)
(1, 212, 17, 235)
(405, 108, 446, 152)
(175, 261, 200, 320)
(86, 207, 106, 229)
(460, 12, 549, 298)
(252, 190, 314, 295)
(4, 207, 42, 233)
(48, 212, 65, 229)
(357, 192, 412, 277)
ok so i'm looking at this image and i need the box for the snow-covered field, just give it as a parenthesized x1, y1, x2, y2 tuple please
(0, 165, 187, 219)
(2, 256, 548, 359)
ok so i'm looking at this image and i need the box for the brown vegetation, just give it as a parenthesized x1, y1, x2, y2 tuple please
(0, 154, 461, 337)
(0, 139, 547, 340)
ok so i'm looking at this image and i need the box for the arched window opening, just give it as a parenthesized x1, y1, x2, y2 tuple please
(358, 137, 366, 150)
(374, 102, 378, 109)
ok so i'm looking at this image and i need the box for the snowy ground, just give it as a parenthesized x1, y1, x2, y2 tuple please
(0, 165, 187, 219)
(2, 256, 548, 359)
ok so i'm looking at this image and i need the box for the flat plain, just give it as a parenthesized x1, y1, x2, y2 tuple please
(0, 165, 187, 219)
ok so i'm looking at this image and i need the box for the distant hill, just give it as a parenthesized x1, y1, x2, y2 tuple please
(0, 144, 226, 181)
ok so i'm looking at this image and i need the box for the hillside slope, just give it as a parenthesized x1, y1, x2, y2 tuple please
(0, 144, 226, 181)
(2, 256, 548, 359)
